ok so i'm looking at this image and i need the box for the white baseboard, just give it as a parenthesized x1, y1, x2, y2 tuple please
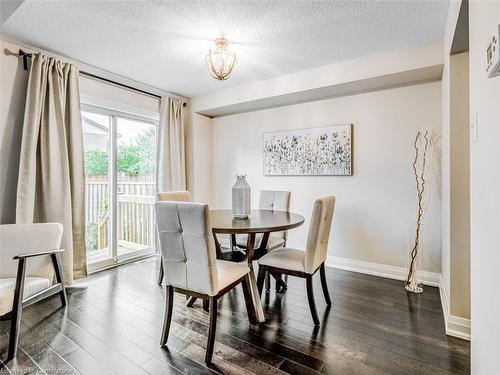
(325, 255, 470, 340)
(325, 255, 440, 286)
(438, 276, 471, 340)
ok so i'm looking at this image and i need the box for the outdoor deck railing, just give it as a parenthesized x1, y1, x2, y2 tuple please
(85, 181, 156, 251)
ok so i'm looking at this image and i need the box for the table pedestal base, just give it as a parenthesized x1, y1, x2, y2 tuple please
(244, 233, 266, 323)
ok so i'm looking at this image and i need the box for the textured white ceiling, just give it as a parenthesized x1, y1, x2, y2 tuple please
(1, 0, 449, 97)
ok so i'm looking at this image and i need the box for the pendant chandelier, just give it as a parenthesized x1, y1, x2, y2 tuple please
(205, 38, 237, 80)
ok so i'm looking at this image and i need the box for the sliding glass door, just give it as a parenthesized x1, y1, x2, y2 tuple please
(116, 117, 157, 258)
(82, 106, 157, 270)
(83, 111, 112, 262)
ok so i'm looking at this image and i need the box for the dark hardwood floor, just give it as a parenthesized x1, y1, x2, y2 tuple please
(0, 257, 470, 374)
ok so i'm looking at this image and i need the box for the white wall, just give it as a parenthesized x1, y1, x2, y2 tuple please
(211, 82, 442, 275)
(0, 39, 29, 224)
(469, 1, 500, 373)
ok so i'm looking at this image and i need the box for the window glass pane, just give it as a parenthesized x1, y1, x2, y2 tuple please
(116, 117, 157, 256)
(83, 111, 111, 258)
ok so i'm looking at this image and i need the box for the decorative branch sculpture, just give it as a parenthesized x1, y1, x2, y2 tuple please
(405, 130, 429, 293)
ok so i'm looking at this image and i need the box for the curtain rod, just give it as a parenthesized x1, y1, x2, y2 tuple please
(13, 49, 186, 107)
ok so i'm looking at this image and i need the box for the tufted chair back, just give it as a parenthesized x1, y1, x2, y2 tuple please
(155, 201, 218, 296)
(304, 196, 335, 274)
(259, 190, 291, 240)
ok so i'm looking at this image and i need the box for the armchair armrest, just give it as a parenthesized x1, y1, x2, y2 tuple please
(11, 247, 67, 308)
(13, 249, 65, 260)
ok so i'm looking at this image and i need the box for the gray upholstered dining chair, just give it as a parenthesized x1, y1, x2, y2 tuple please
(155, 201, 256, 364)
(233, 190, 291, 290)
(257, 196, 335, 326)
(156, 190, 192, 285)
(0, 223, 67, 362)
(234, 190, 291, 251)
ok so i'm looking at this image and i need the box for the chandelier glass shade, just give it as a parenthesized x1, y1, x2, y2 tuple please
(205, 38, 237, 80)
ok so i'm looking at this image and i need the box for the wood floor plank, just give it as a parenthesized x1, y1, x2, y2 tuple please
(48, 317, 150, 375)
(138, 336, 216, 375)
(282, 315, 469, 373)
(180, 344, 253, 375)
(19, 315, 112, 375)
(21, 339, 81, 375)
(140, 356, 184, 375)
(0, 333, 46, 375)
(170, 321, 284, 374)
(133, 310, 286, 375)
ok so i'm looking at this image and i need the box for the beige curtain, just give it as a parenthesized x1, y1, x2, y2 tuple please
(16, 53, 87, 283)
(156, 97, 186, 192)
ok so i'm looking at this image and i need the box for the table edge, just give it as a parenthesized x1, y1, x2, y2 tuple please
(210, 209, 305, 234)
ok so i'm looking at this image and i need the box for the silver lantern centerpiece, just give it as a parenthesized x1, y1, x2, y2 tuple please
(232, 175, 251, 219)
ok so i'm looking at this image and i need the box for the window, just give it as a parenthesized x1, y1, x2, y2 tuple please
(82, 105, 158, 271)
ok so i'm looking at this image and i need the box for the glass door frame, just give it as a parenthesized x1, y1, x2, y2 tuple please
(82, 103, 159, 273)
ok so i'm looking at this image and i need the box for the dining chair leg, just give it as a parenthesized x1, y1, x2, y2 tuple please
(319, 263, 332, 305)
(306, 275, 320, 326)
(205, 297, 218, 364)
(269, 272, 287, 291)
(213, 234, 223, 259)
(275, 273, 288, 291)
(157, 257, 164, 285)
(203, 299, 209, 312)
(241, 275, 258, 324)
(231, 234, 237, 251)
(160, 285, 174, 347)
(256, 266, 266, 296)
(186, 297, 197, 307)
(265, 272, 271, 291)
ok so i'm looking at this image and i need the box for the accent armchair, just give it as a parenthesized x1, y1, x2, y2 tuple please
(0, 223, 67, 362)
(257, 196, 335, 326)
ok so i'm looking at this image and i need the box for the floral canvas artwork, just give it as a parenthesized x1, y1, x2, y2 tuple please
(263, 124, 352, 176)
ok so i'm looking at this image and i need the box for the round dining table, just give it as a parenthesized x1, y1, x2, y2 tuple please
(210, 209, 305, 323)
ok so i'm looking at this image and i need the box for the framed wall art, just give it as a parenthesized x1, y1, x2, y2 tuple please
(263, 124, 352, 176)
